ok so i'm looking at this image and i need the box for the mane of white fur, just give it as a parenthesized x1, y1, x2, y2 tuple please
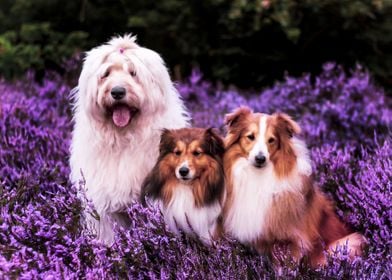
(70, 34, 189, 243)
(224, 137, 312, 243)
(160, 184, 221, 244)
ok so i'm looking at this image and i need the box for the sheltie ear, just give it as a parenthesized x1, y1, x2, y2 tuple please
(225, 106, 252, 128)
(274, 113, 301, 138)
(204, 128, 225, 157)
(140, 165, 164, 206)
(224, 106, 252, 148)
(196, 159, 225, 207)
(159, 129, 175, 156)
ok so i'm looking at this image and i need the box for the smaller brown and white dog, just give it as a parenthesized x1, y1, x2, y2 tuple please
(141, 128, 225, 243)
(222, 106, 366, 266)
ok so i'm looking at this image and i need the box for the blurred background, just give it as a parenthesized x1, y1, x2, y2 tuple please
(0, 0, 391, 90)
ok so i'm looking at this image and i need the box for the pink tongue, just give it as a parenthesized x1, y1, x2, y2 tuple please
(112, 106, 131, 127)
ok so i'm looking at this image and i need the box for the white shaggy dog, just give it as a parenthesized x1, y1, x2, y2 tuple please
(70, 34, 189, 243)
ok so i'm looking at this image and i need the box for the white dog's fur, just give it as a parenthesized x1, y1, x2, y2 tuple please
(70, 34, 189, 243)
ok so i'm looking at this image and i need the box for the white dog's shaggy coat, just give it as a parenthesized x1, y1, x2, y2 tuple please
(70, 34, 189, 243)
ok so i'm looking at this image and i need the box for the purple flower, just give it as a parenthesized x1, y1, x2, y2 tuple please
(0, 63, 390, 278)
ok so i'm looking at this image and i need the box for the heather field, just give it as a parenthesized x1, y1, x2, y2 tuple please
(0, 63, 391, 279)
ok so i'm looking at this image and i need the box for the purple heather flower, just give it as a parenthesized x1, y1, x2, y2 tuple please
(0, 63, 390, 278)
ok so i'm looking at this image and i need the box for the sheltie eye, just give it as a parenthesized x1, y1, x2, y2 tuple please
(247, 134, 255, 141)
(192, 150, 202, 157)
(130, 70, 136, 77)
(268, 137, 275, 144)
(174, 150, 181, 156)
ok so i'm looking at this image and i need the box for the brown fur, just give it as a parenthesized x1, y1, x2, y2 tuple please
(224, 108, 300, 178)
(223, 107, 366, 267)
(223, 108, 262, 218)
(141, 127, 225, 208)
(267, 113, 300, 178)
(221, 143, 240, 226)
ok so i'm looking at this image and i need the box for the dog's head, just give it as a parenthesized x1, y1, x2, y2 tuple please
(225, 106, 301, 177)
(74, 34, 174, 128)
(141, 128, 225, 207)
(159, 128, 225, 182)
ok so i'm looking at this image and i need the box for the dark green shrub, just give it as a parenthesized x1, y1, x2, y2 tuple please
(0, 0, 391, 89)
(0, 22, 87, 80)
(129, 0, 392, 88)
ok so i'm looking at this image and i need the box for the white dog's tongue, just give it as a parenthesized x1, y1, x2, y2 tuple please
(112, 105, 131, 127)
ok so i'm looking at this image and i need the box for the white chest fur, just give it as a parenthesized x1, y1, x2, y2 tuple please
(84, 143, 158, 213)
(224, 138, 312, 242)
(70, 114, 160, 211)
(161, 184, 221, 243)
(224, 152, 311, 243)
(224, 159, 276, 243)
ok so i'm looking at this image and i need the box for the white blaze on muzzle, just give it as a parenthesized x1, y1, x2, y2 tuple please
(175, 160, 194, 181)
(249, 115, 269, 166)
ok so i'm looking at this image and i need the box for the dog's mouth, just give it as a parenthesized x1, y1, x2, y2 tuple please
(253, 162, 267, 169)
(108, 104, 139, 128)
(252, 162, 267, 169)
(179, 176, 192, 182)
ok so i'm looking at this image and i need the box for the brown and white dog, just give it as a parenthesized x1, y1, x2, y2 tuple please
(141, 128, 225, 244)
(222, 106, 366, 266)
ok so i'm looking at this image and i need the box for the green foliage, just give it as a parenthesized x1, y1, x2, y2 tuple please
(0, 0, 391, 88)
(0, 21, 88, 80)
(126, 0, 392, 88)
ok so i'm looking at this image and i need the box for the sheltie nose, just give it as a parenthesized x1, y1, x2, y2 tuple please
(179, 166, 190, 177)
(254, 153, 266, 167)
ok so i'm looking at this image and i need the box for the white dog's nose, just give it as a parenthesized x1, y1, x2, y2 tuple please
(111, 86, 126, 100)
